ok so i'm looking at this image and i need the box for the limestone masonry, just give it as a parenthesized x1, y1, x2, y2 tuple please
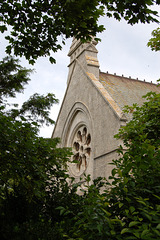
(52, 38, 160, 183)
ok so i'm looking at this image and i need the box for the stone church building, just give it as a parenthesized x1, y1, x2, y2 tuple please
(52, 38, 160, 182)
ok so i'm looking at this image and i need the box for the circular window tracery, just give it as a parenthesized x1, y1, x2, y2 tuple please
(70, 126, 91, 176)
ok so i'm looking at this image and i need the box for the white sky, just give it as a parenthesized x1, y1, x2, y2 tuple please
(0, 14, 160, 138)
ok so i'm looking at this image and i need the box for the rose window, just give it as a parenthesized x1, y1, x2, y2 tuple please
(70, 126, 91, 176)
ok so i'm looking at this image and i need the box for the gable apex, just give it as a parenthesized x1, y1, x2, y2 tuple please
(68, 37, 98, 63)
(67, 38, 100, 84)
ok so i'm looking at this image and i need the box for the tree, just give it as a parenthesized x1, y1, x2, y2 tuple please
(58, 92, 160, 240)
(0, 56, 77, 239)
(148, 27, 160, 52)
(0, 0, 159, 63)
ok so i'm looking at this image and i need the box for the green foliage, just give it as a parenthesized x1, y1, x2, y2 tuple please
(103, 0, 159, 24)
(114, 92, 160, 196)
(0, 0, 105, 64)
(11, 93, 59, 126)
(0, 55, 59, 125)
(0, 56, 32, 100)
(0, 0, 159, 63)
(107, 92, 160, 239)
(148, 27, 160, 51)
(0, 56, 76, 239)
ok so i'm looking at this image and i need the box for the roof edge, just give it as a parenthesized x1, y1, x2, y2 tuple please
(100, 71, 157, 85)
(86, 72, 127, 121)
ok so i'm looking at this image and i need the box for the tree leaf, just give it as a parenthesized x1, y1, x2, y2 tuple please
(121, 228, 130, 234)
(129, 221, 140, 227)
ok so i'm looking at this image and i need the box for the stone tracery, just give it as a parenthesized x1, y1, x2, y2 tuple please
(71, 126, 91, 176)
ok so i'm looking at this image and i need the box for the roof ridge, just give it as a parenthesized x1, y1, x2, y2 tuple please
(99, 71, 157, 85)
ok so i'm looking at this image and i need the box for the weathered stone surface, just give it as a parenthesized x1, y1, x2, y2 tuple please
(52, 38, 160, 182)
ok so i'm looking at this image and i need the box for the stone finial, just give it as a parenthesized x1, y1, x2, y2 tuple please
(67, 37, 99, 84)
(68, 37, 98, 61)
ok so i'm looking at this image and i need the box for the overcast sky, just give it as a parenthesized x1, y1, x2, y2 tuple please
(1, 13, 160, 138)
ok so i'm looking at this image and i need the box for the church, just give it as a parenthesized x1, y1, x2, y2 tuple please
(52, 38, 160, 183)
